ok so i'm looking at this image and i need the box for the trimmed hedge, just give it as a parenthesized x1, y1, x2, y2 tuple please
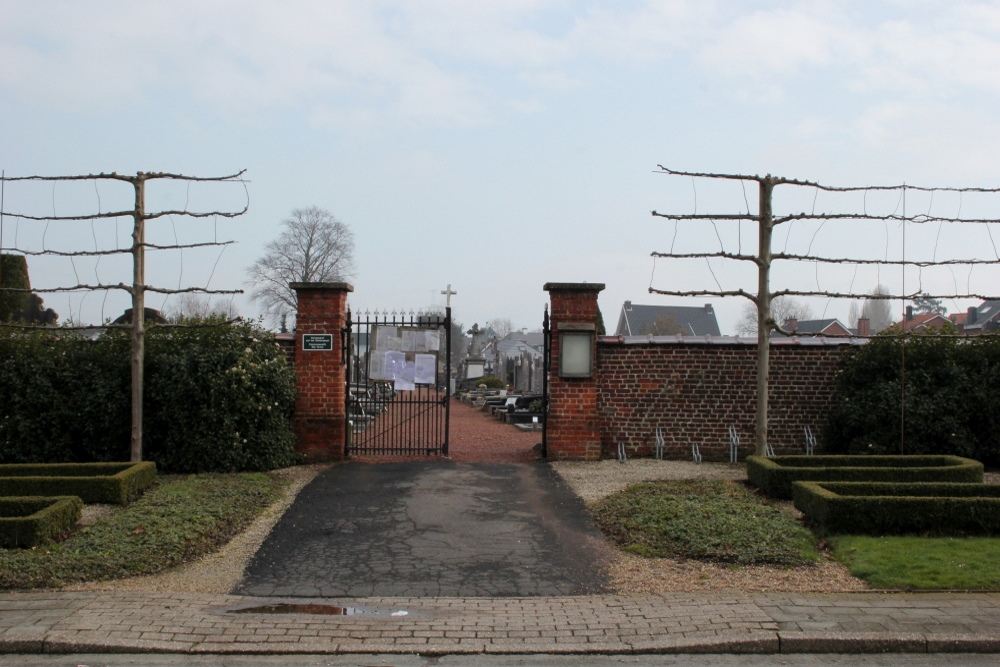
(747, 455, 984, 499)
(0, 462, 156, 505)
(824, 332, 1000, 466)
(0, 320, 300, 473)
(793, 481, 1000, 536)
(0, 496, 83, 548)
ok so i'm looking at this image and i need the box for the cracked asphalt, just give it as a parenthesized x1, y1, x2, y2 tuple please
(236, 461, 614, 598)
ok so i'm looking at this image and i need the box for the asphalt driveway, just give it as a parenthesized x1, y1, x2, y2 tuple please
(236, 461, 613, 598)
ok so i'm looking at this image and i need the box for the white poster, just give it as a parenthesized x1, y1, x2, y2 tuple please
(368, 352, 386, 380)
(425, 330, 440, 351)
(375, 326, 401, 351)
(414, 354, 437, 384)
(395, 360, 416, 391)
(383, 350, 406, 380)
(402, 330, 423, 352)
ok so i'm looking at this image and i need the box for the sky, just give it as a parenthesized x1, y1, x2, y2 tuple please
(3, 0, 1000, 335)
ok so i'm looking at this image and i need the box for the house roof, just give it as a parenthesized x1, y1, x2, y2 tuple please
(615, 302, 721, 337)
(789, 318, 850, 334)
(887, 312, 952, 332)
(965, 300, 1000, 331)
(483, 331, 544, 359)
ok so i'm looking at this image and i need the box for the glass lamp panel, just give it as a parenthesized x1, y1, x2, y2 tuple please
(559, 331, 593, 377)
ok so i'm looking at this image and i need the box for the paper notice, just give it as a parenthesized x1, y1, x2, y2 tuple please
(383, 350, 406, 380)
(414, 354, 436, 384)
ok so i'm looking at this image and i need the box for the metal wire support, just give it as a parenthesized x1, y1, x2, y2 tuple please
(654, 427, 665, 460)
(765, 442, 776, 457)
(617, 441, 628, 463)
(691, 442, 702, 464)
(728, 425, 740, 463)
(804, 425, 817, 455)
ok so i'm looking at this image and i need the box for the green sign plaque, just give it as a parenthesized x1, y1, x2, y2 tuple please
(302, 334, 333, 351)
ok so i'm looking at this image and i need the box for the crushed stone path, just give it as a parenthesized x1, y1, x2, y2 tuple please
(2, 590, 1000, 655)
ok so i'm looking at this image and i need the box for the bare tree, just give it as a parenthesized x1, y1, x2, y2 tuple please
(164, 293, 238, 322)
(485, 317, 514, 339)
(735, 296, 813, 336)
(247, 206, 355, 325)
(862, 284, 894, 333)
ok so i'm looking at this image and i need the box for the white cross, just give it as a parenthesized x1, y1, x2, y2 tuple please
(440, 284, 457, 308)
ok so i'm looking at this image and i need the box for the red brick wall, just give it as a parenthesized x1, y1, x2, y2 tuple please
(292, 283, 352, 461)
(596, 340, 852, 461)
(545, 283, 604, 461)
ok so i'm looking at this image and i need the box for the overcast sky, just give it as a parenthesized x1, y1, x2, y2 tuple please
(3, 1, 1000, 334)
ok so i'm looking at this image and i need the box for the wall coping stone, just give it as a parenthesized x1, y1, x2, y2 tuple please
(600, 335, 868, 347)
(290, 282, 355, 292)
(543, 282, 605, 293)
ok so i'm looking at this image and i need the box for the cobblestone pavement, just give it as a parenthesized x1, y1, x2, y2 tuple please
(2, 591, 1000, 655)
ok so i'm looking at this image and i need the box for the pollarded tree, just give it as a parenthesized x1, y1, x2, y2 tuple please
(247, 207, 356, 326)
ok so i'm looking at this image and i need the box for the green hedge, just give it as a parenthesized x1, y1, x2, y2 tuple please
(0, 496, 83, 548)
(747, 455, 984, 499)
(824, 332, 1000, 466)
(793, 481, 1000, 536)
(0, 462, 156, 504)
(0, 321, 301, 473)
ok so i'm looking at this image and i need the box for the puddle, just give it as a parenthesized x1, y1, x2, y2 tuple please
(233, 603, 364, 615)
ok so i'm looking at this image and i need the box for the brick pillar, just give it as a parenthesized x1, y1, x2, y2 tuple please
(544, 282, 605, 461)
(291, 282, 353, 462)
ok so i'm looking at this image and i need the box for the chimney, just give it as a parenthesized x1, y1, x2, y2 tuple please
(857, 317, 871, 337)
(968, 306, 978, 324)
(624, 300, 632, 311)
(784, 318, 798, 332)
(905, 305, 913, 321)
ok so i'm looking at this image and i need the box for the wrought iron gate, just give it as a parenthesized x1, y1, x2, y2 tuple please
(344, 308, 451, 456)
(541, 305, 551, 458)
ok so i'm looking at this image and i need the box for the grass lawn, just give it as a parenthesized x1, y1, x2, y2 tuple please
(591, 479, 821, 566)
(829, 535, 1000, 590)
(0, 472, 283, 589)
(591, 477, 1000, 591)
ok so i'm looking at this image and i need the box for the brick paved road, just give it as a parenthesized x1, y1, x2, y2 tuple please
(2, 591, 1000, 655)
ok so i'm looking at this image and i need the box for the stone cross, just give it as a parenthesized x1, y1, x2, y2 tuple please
(440, 284, 457, 308)
(467, 323, 483, 358)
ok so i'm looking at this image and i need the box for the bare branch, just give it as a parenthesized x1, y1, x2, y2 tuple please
(770, 252, 1000, 267)
(5, 283, 133, 294)
(143, 286, 243, 296)
(144, 206, 249, 220)
(655, 165, 1000, 193)
(1, 169, 247, 184)
(647, 286, 757, 301)
(651, 250, 764, 266)
(2, 210, 134, 222)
